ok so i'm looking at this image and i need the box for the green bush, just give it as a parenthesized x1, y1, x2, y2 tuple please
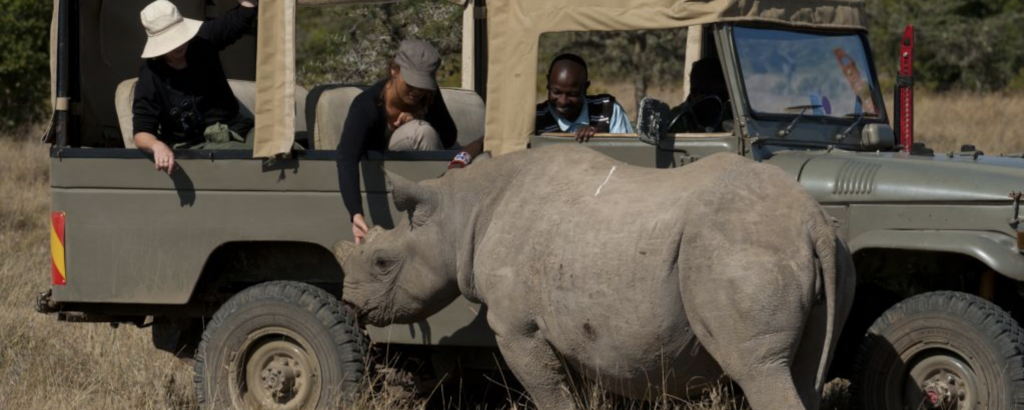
(868, 0, 1024, 92)
(296, 1, 463, 89)
(0, 0, 52, 132)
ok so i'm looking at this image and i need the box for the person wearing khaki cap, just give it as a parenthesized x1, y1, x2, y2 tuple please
(132, 0, 258, 175)
(336, 39, 460, 244)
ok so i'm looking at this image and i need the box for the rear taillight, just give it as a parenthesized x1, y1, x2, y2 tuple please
(50, 212, 66, 286)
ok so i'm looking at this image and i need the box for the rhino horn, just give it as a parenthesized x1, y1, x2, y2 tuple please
(332, 240, 357, 263)
(387, 170, 438, 226)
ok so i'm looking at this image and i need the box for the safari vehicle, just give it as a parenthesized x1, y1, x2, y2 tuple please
(36, 0, 1024, 409)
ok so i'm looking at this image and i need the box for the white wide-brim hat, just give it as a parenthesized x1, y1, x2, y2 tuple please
(140, 0, 203, 59)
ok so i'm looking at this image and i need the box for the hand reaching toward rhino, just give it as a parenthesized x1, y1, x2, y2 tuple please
(351, 214, 369, 244)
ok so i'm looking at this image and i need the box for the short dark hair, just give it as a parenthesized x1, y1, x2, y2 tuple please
(547, 53, 589, 80)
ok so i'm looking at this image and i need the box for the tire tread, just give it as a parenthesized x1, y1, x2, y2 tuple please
(193, 281, 368, 409)
(850, 291, 1024, 409)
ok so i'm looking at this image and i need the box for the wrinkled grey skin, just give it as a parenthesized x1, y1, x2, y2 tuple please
(336, 145, 855, 410)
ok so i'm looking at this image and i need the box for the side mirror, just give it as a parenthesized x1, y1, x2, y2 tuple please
(637, 97, 671, 145)
(861, 123, 895, 150)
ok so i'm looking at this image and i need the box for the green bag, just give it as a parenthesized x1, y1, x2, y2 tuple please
(171, 123, 253, 150)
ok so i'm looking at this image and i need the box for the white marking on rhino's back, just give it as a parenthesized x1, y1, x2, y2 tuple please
(595, 166, 617, 196)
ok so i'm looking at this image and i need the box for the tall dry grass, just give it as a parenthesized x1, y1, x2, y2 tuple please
(13, 88, 1014, 409)
(596, 84, 1024, 156)
(899, 92, 1024, 154)
(0, 130, 196, 410)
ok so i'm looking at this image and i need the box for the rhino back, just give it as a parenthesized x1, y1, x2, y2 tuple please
(451, 146, 836, 398)
(464, 148, 801, 385)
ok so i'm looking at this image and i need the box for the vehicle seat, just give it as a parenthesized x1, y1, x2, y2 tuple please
(307, 84, 485, 150)
(114, 78, 309, 148)
(669, 58, 732, 133)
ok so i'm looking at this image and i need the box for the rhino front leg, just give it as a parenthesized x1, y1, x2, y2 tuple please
(495, 332, 575, 410)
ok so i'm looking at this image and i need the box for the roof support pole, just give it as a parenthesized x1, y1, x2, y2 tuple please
(461, 3, 474, 90)
(55, 0, 70, 147)
(681, 25, 702, 102)
(472, 0, 488, 100)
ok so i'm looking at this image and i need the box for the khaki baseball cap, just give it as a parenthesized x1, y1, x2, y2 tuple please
(139, 0, 202, 59)
(395, 39, 441, 90)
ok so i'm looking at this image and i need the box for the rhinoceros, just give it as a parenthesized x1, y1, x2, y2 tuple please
(335, 145, 855, 410)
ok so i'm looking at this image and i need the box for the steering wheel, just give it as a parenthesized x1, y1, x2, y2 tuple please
(666, 94, 725, 133)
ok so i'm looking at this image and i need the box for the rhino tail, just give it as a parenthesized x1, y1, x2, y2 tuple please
(811, 216, 839, 393)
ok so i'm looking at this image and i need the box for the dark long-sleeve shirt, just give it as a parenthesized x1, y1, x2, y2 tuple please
(132, 6, 257, 144)
(335, 80, 457, 219)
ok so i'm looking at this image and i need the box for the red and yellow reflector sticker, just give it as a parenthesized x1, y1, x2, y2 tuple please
(50, 212, 66, 285)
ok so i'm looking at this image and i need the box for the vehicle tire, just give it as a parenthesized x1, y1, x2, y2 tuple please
(194, 281, 368, 410)
(851, 291, 1024, 410)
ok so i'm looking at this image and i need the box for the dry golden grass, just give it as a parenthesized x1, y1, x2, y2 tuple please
(15, 87, 1012, 409)
(895, 92, 1024, 155)
(594, 84, 1024, 156)
(0, 130, 197, 410)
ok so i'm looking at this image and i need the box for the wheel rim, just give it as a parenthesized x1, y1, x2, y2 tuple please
(900, 349, 981, 410)
(228, 327, 322, 410)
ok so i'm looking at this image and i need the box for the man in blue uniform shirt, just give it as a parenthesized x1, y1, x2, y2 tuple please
(535, 53, 634, 142)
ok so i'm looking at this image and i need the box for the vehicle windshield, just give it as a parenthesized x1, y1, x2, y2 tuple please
(734, 27, 881, 120)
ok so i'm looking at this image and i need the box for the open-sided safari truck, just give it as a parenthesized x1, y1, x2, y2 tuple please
(36, 0, 1024, 408)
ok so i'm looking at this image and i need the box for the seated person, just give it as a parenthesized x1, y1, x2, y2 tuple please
(535, 53, 634, 142)
(450, 53, 635, 169)
(337, 39, 458, 244)
(667, 57, 733, 133)
(132, 0, 258, 174)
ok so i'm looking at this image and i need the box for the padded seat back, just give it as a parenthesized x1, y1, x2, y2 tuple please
(307, 85, 367, 150)
(308, 85, 485, 150)
(114, 78, 308, 148)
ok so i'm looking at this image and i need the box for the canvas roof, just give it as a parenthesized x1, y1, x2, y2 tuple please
(482, 0, 866, 155)
(51, 0, 866, 156)
(263, 0, 865, 157)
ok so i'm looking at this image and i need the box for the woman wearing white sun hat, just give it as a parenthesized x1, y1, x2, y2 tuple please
(132, 0, 257, 174)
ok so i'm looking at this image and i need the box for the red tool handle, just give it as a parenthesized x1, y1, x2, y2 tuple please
(898, 25, 914, 152)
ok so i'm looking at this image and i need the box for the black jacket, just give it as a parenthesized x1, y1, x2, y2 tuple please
(335, 79, 457, 219)
(132, 6, 257, 144)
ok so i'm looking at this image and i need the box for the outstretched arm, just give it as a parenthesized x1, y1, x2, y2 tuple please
(448, 137, 485, 169)
(132, 69, 174, 174)
(337, 95, 380, 243)
(134, 132, 175, 175)
(197, 1, 258, 51)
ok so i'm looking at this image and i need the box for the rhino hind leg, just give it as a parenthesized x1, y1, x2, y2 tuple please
(791, 299, 831, 401)
(690, 324, 816, 410)
(731, 368, 810, 410)
(681, 246, 820, 410)
(495, 333, 576, 410)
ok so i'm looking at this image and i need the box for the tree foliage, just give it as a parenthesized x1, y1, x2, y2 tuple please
(6, 0, 1024, 134)
(868, 0, 1024, 91)
(0, 0, 51, 132)
(296, 2, 463, 89)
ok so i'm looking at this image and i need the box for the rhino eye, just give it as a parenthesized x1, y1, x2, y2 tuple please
(374, 257, 392, 272)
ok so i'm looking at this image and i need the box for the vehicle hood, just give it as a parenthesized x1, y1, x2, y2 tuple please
(765, 150, 1024, 204)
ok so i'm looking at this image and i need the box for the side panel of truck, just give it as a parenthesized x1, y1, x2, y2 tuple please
(49, 150, 494, 346)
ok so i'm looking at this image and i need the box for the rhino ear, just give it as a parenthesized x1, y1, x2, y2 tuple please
(363, 225, 385, 243)
(387, 171, 438, 227)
